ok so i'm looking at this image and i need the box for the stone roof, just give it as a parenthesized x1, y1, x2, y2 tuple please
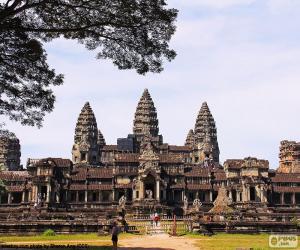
(187, 183, 211, 190)
(224, 158, 269, 169)
(185, 167, 210, 177)
(273, 186, 300, 193)
(168, 145, 191, 152)
(115, 153, 139, 163)
(0, 171, 29, 181)
(29, 158, 72, 168)
(115, 183, 132, 189)
(271, 173, 300, 183)
(102, 145, 118, 151)
(170, 183, 185, 189)
(69, 184, 113, 191)
(159, 154, 183, 163)
(6, 185, 24, 192)
(71, 167, 113, 180)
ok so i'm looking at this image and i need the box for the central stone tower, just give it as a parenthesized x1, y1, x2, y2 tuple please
(133, 89, 162, 150)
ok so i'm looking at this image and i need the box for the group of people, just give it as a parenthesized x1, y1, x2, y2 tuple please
(110, 212, 161, 250)
(150, 212, 160, 226)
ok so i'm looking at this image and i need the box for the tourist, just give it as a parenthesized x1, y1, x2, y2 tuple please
(111, 221, 120, 250)
(154, 212, 160, 226)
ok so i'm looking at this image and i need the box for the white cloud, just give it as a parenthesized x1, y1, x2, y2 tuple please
(170, 0, 256, 9)
(267, 0, 300, 13)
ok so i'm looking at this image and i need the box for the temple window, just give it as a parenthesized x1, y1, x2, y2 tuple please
(81, 153, 86, 161)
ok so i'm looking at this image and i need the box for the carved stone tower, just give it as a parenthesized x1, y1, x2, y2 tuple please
(193, 102, 220, 163)
(133, 89, 162, 149)
(0, 130, 21, 171)
(72, 102, 99, 165)
(185, 129, 195, 147)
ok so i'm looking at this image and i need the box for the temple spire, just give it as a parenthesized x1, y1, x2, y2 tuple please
(97, 129, 106, 147)
(133, 89, 159, 137)
(185, 129, 195, 147)
(72, 102, 99, 165)
(194, 102, 219, 163)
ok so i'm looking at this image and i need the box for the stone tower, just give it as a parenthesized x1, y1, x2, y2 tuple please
(133, 89, 162, 148)
(278, 140, 300, 173)
(193, 102, 219, 163)
(97, 129, 106, 148)
(72, 102, 99, 165)
(0, 130, 21, 171)
(185, 129, 195, 147)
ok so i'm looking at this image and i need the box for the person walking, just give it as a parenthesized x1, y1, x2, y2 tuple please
(111, 221, 120, 250)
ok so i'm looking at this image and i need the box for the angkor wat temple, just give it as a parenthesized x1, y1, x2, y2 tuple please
(0, 89, 300, 224)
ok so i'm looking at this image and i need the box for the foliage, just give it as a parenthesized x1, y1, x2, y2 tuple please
(291, 216, 300, 227)
(0, 0, 177, 127)
(0, 179, 6, 194)
(42, 229, 56, 236)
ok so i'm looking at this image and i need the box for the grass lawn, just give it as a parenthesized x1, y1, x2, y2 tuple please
(0, 233, 134, 249)
(187, 233, 300, 250)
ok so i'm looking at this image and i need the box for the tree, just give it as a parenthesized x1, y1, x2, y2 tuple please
(0, 0, 177, 127)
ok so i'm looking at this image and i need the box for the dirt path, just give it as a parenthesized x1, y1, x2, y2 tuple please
(119, 233, 198, 250)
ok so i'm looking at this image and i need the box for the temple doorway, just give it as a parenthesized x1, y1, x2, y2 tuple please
(144, 174, 156, 199)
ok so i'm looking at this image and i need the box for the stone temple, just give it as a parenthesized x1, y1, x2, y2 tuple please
(0, 89, 300, 224)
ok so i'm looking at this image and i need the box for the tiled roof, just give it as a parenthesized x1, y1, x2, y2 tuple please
(224, 158, 269, 169)
(0, 171, 29, 181)
(102, 145, 118, 151)
(271, 173, 300, 183)
(273, 186, 300, 193)
(170, 183, 185, 189)
(159, 154, 183, 163)
(115, 183, 132, 189)
(187, 184, 211, 190)
(6, 185, 24, 192)
(88, 184, 113, 190)
(168, 145, 191, 152)
(35, 158, 72, 168)
(213, 170, 227, 181)
(87, 169, 113, 178)
(69, 184, 86, 190)
(115, 154, 139, 163)
(71, 167, 113, 180)
(185, 167, 209, 177)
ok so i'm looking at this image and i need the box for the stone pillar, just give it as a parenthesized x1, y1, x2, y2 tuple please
(156, 180, 160, 200)
(46, 184, 51, 203)
(181, 191, 184, 201)
(209, 190, 213, 202)
(139, 181, 144, 199)
(8, 192, 11, 204)
(292, 193, 296, 205)
(76, 191, 79, 202)
(99, 191, 102, 202)
(22, 191, 25, 203)
(85, 190, 88, 203)
(280, 192, 284, 205)
(229, 190, 232, 200)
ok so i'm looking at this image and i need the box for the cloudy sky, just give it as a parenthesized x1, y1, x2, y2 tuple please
(3, 0, 300, 168)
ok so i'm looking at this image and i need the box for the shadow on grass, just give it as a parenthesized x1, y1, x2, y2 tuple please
(0, 247, 174, 250)
(0, 246, 175, 250)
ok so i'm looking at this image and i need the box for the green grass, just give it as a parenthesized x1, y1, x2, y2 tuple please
(187, 233, 300, 250)
(0, 232, 134, 249)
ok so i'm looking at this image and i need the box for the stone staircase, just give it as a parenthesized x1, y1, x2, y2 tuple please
(146, 222, 166, 235)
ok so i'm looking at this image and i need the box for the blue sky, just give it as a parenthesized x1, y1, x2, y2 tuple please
(3, 0, 300, 168)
